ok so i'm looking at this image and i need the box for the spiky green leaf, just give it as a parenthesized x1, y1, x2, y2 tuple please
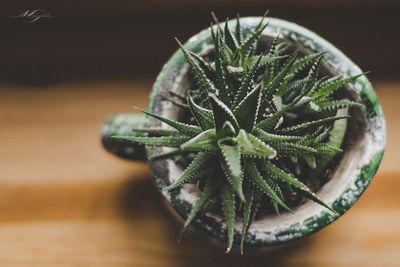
(224, 19, 239, 51)
(167, 152, 214, 190)
(214, 35, 230, 106)
(253, 128, 302, 142)
(188, 50, 214, 73)
(282, 78, 308, 99)
(219, 121, 237, 139)
(140, 109, 201, 137)
(180, 129, 218, 152)
(298, 53, 324, 96)
(255, 76, 317, 131)
(240, 17, 268, 58)
(188, 95, 215, 130)
(210, 11, 223, 33)
(209, 93, 239, 135)
(313, 144, 343, 154)
(277, 115, 350, 134)
(236, 130, 277, 159)
(219, 143, 244, 201)
(232, 56, 262, 107)
(263, 51, 298, 99)
(235, 14, 242, 46)
(271, 142, 318, 156)
(286, 52, 326, 82)
(221, 182, 236, 253)
(176, 38, 216, 101)
(240, 184, 253, 254)
(313, 73, 365, 102)
(179, 177, 218, 240)
(112, 135, 189, 148)
(263, 35, 280, 84)
(317, 99, 364, 112)
(233, 84, 261, 131)
(263, 161, 336, 213)
(245, 160, 291, 212)
(131, 127, 181, 136)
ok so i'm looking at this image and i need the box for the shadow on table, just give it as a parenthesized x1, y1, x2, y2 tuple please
(117, 176, 314, 267)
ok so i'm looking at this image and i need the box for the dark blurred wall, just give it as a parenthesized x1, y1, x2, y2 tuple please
(1, 0, 399, 85)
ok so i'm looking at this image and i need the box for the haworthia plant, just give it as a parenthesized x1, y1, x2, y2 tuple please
(113, 13, 364, 254)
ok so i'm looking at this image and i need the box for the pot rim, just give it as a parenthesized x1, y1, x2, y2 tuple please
(147, 16, 386, 247)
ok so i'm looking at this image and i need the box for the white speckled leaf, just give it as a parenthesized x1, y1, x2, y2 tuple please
(236, 130, 277, 159)
(180, 129, 218, 153)
(167, 152, 214, 190)
(219, 143, 244, 201)
(221, 182, 236, 253)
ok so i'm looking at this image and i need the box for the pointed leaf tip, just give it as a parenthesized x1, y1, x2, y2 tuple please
(208, 93, 239, 136)
(221, 182, 236, 253)
(176, 39, 216, 101)
(233, 83, 262, 131)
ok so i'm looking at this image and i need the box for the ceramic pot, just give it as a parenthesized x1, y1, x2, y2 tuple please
(102, 17, 386, 248)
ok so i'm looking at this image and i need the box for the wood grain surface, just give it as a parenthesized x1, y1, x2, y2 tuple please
(0, 80, 399, 266)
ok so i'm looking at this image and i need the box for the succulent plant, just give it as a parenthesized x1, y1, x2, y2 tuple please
(113, 13, 364, 253)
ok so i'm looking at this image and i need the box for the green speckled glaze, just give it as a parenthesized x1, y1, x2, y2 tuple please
(142, 17, 386, 248)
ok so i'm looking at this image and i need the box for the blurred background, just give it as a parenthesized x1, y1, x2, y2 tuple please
(0, 1, 399, 266)
(1, 0, 400, 84)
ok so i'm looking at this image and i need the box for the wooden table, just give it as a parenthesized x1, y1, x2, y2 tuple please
(0, 80, 399, 266)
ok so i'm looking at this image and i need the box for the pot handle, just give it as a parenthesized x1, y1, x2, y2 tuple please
(101, 112, 148, 161)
